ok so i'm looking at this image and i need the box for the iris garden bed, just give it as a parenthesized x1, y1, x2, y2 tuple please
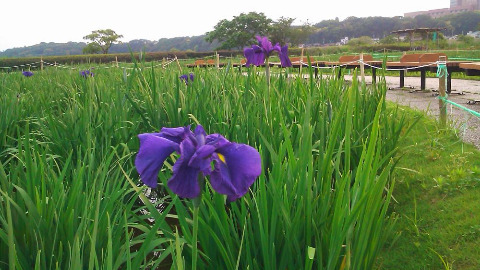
(0, 61, 412, 269)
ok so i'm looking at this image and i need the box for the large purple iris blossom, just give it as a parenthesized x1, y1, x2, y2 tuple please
(243, 36, 292, 68)
(135, 125, 261, 201)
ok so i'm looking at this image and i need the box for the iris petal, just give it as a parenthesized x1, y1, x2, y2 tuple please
(188, 144, 216, 175)
(279, 45, 292, 67)
(135, 133, 180, 188)
(244, 47, 256, 67)
(194, 125, 206, 147)
(210, 143, 262, 201)
(257, 36, 274, 56)
(272, 43, 282, 53)
(244, 45, 266, 67)
(189, 134, 230, 174)
(167, 136, 202, 198)
(159, 126, 191, 143)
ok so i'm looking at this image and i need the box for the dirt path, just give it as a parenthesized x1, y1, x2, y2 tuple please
(344, 75, 480, 148)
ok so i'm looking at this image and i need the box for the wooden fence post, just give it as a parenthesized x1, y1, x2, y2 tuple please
(360, 53, 365, 84)
(175, 56, 182, 73)
(216, 52, 220, 70)
(300, 47, 304, 76)
(438, 56, 447, 127)
(40, 57, 43, 71)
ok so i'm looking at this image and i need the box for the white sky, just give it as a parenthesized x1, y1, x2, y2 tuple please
(0, 0, 449, 51)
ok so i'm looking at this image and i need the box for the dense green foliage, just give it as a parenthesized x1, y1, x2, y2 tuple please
(206, 12, 273, 50)
(269, 17, 315, 46)
(206, 12, 314, 49)
(0, 60, 406, 268)
(83, 29, 123, 54)
(0, 50, 244, 68)
(309, 12, 480, 44)
(378, 106, 480, 269)
(0, 37, 221, 58)
(3, 11, 480, 58)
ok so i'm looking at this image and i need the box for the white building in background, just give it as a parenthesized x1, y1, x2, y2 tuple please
(467, 31, 480, 38)
(451, 0, 480, 8)
(405, 0, 480, 18)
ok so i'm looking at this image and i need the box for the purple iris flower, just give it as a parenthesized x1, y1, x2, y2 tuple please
(22, 71, 34, 77)
(180, 73, 194, 85)
(243, 36, 292, 68)
(80, 70, 94, 78)
(135, 125, 261, 201)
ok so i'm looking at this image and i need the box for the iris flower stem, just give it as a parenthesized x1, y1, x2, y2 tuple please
(265, 57, 270, 89)
(192, 205, 199, 269)
(265, 57, 271, 111)
(191, 176, 203, 269)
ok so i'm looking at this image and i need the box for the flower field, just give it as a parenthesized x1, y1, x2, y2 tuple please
(0, 60, 410, 269)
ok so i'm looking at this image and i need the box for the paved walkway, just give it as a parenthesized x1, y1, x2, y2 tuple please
(344, 75, 480, 148)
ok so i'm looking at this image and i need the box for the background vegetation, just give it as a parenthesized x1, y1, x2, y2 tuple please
(3, 11, 480, 58)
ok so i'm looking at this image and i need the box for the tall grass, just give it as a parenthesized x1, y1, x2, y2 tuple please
(0, 61, 408, 269)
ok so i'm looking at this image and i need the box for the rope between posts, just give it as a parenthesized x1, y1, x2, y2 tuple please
(437, 96, 480, 118)
(41, 58, 176, 71)
(362, 61, 439, 71)
(299, 59, 363, 70)
(299, 59, 440, 72)
(1, 58, 177, 71)
(0, 61, 41, 69)
(433, 59, 480, 119)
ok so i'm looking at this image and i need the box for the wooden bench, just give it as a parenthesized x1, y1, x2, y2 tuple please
(287, 56, 328, 78)
(459, 62, 480, 76)
(289, 56, 316, 65)
(386, 53, 448, 91)
(186, 59, 226, 68)
(232, 58, 277, 68)
(325, 54, 381, 83)
(337, 54, 374, 63)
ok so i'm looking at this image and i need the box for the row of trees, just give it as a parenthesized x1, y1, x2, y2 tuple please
(205, 11, 480, 49)
(309, 12, 480, 44)
(205, 12, 314, 50)
(4, 11, 480, 57)
(0, 37, 221, 58)
(81, 12, 315, 54)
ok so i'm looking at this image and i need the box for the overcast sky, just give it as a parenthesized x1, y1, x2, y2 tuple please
(0, 0, 449, 51)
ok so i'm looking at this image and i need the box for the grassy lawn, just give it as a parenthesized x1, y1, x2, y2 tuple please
(379, 105, 480, 269)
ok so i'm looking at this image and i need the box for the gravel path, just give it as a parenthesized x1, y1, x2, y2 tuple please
(344, 75, 480, 148)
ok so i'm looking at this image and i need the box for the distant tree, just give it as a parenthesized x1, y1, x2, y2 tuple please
(448, 12, 480, 35)
(83, 29, 123, 54)
(206, 12, 272, 50)
(82, 43, 102, 54)
(270, 17, 315, 46)
(457, 35, 475, 46)
(379, 35, 398, 44)
(289, 21, 315, 46)
(348, 36, 374, 46)
(413, 15, 438, 28)
(269, 17, 295, 45)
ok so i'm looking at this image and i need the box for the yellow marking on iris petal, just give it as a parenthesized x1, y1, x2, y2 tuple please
(217, 153, 226, 164)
